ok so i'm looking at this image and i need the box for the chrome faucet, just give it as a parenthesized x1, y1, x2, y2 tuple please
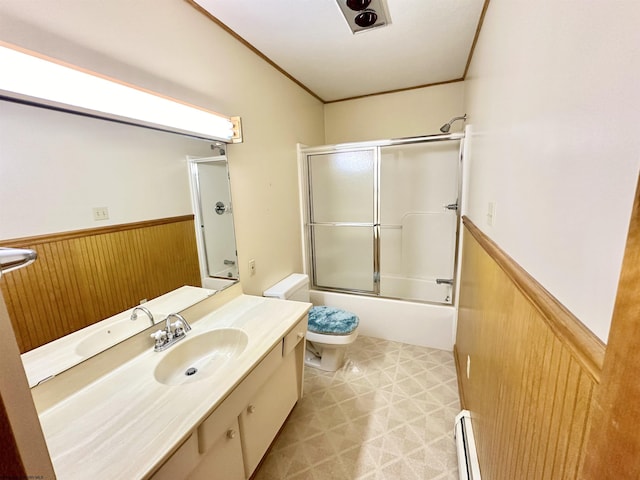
(131, 306, 155, 326)
(165, 313, 192, 335)
(150, 313, 192, 352)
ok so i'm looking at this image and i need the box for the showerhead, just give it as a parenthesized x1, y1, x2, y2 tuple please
(439, 114, 467, 133)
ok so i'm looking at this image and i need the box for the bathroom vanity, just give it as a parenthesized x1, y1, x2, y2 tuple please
(29, 284, 310, 479)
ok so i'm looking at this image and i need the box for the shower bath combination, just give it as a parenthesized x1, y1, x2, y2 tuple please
(300, 120, 465, 307)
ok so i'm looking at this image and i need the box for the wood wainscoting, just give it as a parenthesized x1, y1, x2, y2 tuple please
(0, 216, 201, 353)
(455, 217, 605, 479)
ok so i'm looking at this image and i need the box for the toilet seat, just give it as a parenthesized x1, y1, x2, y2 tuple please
(308, 306, 359, 335)
(305, 307, 359, 371)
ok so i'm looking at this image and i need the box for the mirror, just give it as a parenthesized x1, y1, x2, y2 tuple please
(188, 155, 240, 287)
(0, 100, 241, 385)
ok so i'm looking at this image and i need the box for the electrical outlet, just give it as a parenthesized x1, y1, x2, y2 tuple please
(93, 207, 109, 221)
(249, 259, 256, 276)
(466, 355, 471, 379)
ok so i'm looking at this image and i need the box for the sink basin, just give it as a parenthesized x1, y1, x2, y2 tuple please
(153, 328, 248, 386)
(75, 316, 164, 358)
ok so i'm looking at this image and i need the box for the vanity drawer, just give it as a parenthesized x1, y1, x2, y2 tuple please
(283, 314, 307, 357)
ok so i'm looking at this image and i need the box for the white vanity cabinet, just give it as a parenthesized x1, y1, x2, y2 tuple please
(239, 350, 299, 475)
(150, 314, 308, 480)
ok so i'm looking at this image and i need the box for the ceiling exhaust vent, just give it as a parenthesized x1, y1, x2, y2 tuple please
(336, 0, 391, 34)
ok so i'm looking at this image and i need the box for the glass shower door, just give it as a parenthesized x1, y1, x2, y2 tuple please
(307, 148, 377, 293)
(379, 142, 459, 303)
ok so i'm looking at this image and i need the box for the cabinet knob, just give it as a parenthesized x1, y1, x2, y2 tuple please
(297, 332, 305, 339)
(226, 429, 236, 439)
(247, 404, 256, 414)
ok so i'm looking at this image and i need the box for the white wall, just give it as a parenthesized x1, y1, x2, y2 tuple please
(323, 81, 465, 143)
(0, 102, 211, 238)
(463, 0, 640, 342)
(0, 0, 325, 295)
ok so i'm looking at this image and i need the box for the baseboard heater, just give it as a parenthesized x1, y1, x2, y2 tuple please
(454, 410, 482, 480)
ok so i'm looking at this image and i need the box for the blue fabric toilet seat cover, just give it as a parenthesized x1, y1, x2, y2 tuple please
(308, 306, 359, 335)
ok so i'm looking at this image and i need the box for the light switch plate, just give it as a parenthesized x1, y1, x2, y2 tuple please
(93, 207, 109, 221)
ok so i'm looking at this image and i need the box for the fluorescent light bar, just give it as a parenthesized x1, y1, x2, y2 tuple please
(0, 41, 238, 142)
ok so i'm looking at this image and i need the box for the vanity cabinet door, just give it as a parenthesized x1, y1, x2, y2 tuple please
(239, 351, 299, 477)
(150, 433, 200, 480)
(189, 418, 244, 480)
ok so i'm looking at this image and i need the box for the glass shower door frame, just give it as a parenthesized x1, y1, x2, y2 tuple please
(306, 146, 380, 295)
(301, 132, 464, 304)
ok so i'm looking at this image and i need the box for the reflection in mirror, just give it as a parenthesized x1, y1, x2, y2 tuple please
(189, 155, 240, 289)
(0, 99, 242, 384)
(21, 286, 216, 388)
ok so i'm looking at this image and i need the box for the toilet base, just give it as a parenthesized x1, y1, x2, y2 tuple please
(304, 342, 346, 372)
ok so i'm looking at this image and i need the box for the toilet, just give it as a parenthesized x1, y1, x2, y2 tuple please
(264, 273, 359, 372)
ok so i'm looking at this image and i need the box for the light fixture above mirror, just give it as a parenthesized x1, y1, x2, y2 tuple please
(0, 41, 242, 143)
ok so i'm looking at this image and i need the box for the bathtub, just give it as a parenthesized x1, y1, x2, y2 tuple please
(309, 288, 456, 351)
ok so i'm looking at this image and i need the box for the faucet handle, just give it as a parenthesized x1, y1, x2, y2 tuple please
(172, 320, 185, 337)
(150, 330, 167, 348)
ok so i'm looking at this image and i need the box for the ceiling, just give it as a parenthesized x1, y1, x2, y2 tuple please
(191, 0, 488, 103)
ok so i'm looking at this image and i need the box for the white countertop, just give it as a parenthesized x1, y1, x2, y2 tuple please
(37, 293, 310, 480)
(22, 286, 217, 387)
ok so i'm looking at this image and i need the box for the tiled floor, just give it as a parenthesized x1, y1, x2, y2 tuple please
(254, 336, 461, 480)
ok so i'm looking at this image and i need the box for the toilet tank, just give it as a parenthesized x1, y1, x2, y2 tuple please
(263, 274, 310, 302)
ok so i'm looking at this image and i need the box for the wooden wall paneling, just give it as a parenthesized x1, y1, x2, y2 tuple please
(531, 336, 561, 479)
(541, 346, 571, 479)
(564, 372, 593, 478)
(456, 217, 605, 480)
(70, 236, 91, 323)
(0, 216, 201, 353)
(517, 312, 550, 478)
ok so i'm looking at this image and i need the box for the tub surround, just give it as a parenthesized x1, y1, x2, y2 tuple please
(22, 285, 217, 388)
(32, 284, 310, 479)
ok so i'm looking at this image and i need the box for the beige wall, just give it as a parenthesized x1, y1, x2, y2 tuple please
(323, 81, 465, 144)
(0, 0, 325, 296)
(463, 0, 640, 341)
